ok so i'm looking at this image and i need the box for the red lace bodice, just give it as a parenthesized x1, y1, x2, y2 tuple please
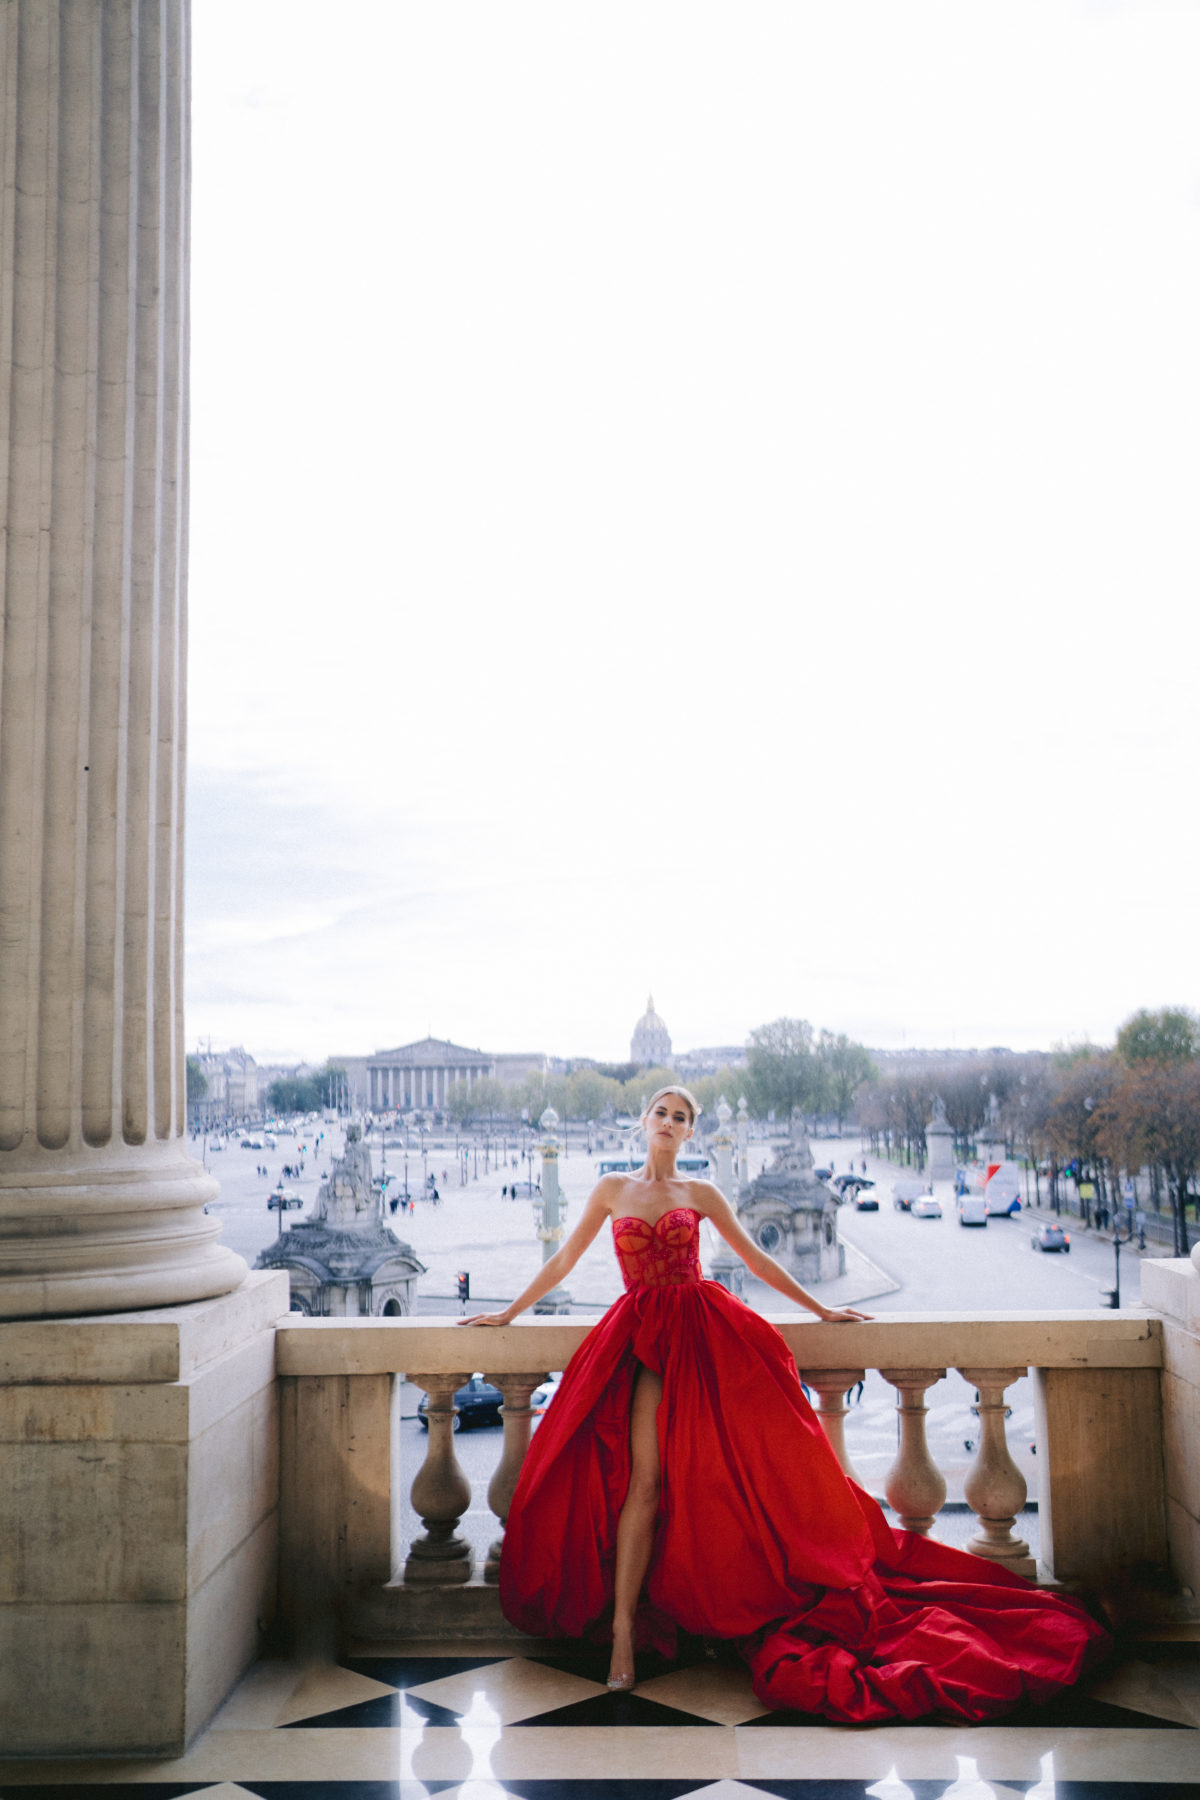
(612, 1207, 703, 1291)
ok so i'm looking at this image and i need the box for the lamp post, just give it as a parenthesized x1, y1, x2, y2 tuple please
(532, 1107, 572, 1313)
(1108, 1192, 1137, 1308)
(709, 1097, 744, 1298)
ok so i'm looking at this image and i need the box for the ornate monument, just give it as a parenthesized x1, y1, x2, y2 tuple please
(255, 1123, 424, 1315)
(926, 1095, 956, 1180)
(735, 1129, 845, 1284)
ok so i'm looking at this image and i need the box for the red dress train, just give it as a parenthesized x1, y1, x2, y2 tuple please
(498, 1206, 1109, 1723)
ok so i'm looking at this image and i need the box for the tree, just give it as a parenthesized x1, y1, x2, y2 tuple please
(1115, 1007, 1200, 1068)
(686, 1069, 750, 1127)
(816, 1033, 877, 1132)
(620, 1067, 676, 1119)
(853, 1068, 935, 1166)
(566, 1068, 621, 1124)
(1097, 1059, 1200, 1256)
(515, 1071, 569, 1124)
(744, 1019, 818, 1126)
(595, 1061, 638, 1085)
(1042, 1055, 1120, 1224)
(444, 1076, 509, 1127)
(936, 1065, 990, 1158)
(999, 1057, 1054, 1203)
(268, 1074, 322, 1114)
(186, 1056, 208, 1105)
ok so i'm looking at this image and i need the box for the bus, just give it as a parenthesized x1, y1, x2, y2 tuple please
(596, 1154, 711, 1177)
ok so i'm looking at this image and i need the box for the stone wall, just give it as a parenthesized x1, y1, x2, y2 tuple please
(0, 1271, 289, 1755)
(1142, 1257, 1200, 1604)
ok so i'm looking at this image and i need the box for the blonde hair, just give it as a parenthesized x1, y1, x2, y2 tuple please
(642, 1084, 702, 1127)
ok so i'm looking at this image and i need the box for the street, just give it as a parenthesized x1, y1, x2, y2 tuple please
(809, 1137, 1137, 1314)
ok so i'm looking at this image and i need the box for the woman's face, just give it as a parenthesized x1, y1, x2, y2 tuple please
(644, 1093, 693, 1147)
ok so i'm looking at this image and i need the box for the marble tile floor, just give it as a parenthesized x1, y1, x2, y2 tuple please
(1, 1627, 1197, 1800)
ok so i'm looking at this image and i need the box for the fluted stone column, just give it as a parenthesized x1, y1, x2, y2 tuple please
(0, 0, 246, 1316)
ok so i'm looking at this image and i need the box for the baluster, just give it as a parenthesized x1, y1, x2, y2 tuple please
(800, 1368, 867, 1484)
(482, 1370, 549, 1582)
(957, 1366, 1036, 1576)
(404, 1372, 474, 1584)
(880, 1368, 947, 1534)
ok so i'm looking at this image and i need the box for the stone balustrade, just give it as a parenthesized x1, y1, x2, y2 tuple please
(276, 1310, 1167, 1645)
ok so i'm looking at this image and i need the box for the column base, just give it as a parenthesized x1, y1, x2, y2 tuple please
(0, 1142, 248, 1319)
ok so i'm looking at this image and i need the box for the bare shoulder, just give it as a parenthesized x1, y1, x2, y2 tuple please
(686, 1179, 733, 1216)
(588, 1172, 628, 1211)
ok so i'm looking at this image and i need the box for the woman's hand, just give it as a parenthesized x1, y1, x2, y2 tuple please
(817, 1305, 873, 1323)
(459, 1310, 515, 1327)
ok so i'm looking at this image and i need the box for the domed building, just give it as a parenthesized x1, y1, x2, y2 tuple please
(631, 994, 672, 1067)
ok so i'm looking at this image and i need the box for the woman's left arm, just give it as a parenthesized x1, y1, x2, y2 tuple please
(696, 1182, 873, 1322)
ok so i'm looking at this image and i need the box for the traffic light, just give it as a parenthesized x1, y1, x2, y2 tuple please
(457, 1271, 470, 1303)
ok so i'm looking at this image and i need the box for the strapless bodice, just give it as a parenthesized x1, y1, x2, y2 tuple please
(612, 1207, 703, 1291)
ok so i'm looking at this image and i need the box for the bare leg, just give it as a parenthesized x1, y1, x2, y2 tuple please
(608, 1361, 663, 1688)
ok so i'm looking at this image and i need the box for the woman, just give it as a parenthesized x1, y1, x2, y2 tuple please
(465, 1087, 1108, 1721)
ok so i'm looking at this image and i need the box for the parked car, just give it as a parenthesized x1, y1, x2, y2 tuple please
(912, 1195, 943, 1219)
(1031, 1221, 1070, 1252)
(531, 1376, 561, 1414)
(267, 1190, 303, 1212)
(417, 1375, 503, 1431)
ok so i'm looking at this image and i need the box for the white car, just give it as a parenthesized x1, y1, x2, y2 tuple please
(912, 1195, 943, 1219)
(531, 1376, 562, 1414)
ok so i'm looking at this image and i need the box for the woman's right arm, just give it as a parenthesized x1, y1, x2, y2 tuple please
(461, 1180, 615, 1325)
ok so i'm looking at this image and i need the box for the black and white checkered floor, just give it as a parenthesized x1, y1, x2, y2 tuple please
(1, 1629, 1196, 1799)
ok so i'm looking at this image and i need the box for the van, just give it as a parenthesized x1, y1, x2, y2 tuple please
(982, 1162, 1023, 1216)
(957, 1195, 988, 1227)
(892, 1177, 927, 1211)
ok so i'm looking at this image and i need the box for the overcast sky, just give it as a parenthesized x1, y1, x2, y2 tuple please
(186, 1, 1200, 1069)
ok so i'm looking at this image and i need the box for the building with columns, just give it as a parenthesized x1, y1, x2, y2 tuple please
(366, 1036, 494, 1111)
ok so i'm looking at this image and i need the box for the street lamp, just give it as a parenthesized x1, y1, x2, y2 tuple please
(532, 1106, 571, 1313)
(1107, 1193, 1137, 1308)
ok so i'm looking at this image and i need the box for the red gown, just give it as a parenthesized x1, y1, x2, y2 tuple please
(498, 1206, 1110, 1722)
